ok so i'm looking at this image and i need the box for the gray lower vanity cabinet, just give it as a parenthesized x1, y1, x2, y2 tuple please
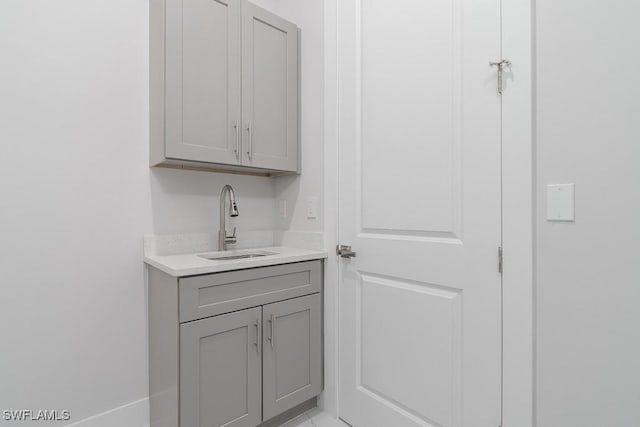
(148, 260, 323, 427)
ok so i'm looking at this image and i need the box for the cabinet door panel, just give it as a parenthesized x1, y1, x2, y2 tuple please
(165, 0, 241, 164)
(242, 1, 298, 172)
(263, 294, 322, 420)
(180, 307, 262, 427)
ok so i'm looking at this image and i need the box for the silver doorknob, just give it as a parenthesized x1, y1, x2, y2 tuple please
(336, 245, 357, 259)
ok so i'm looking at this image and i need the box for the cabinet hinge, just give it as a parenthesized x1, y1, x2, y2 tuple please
(498, 246, 504, 275)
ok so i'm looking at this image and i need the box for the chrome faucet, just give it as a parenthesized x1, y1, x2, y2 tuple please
(218, 185, 239, 251)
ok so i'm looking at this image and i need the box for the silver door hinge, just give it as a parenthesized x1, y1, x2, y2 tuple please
(489, 60, 511, 94)
(498, 246, 504, 274)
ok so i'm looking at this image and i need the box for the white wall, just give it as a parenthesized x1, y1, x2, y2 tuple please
(0, 0, 275, 424)
(150, 169, 275, 234)
(258, 0, 325, 233)
(535, 1, 640, 425)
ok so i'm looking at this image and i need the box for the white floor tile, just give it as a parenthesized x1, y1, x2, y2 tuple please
(278, 410, 348, 427)
(305, 410, 349, 427)
(278, 413, 313, 427)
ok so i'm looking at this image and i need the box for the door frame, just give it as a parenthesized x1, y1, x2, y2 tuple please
(322, 0, 533, 426)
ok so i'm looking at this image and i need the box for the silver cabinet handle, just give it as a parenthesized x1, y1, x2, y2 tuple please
(234, 120, 240, 160)
(246, 122, 253, 160)
(254, 319, 260, 354)
(268, 314, 274, 348)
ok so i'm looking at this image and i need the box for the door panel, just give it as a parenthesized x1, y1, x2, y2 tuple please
(359, 274, 461, 427)
(165, 0, 241, 164)
(338, 0, 502, 426)
(180, 307, 262, 427)
(360, 0, 461, 236)
(242, 1, 298, 172)
(263, 294, 322, 420)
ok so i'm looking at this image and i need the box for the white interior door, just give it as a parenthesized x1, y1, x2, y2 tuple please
(337, 1, 503, 426)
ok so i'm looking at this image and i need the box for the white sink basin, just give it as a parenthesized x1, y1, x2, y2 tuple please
(198, 249, 278, 261)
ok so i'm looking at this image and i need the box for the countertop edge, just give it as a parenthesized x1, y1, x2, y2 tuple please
(144, 250, 328, 277)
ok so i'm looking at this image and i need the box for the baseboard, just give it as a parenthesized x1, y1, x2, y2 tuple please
(65, 398, 149, 427)
(259, 398, 317, 427)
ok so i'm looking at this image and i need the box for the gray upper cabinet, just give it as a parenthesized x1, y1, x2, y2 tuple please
(164, 0, 241, 166)
(262, 294, 322, 420)
(180, 307, 262, 427)
(241, 2, 299, 172)
(150, 0, 300, 176)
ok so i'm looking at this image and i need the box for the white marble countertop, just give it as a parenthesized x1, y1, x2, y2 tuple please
(144, 246, 328, 277)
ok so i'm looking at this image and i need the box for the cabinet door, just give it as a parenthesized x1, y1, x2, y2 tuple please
(241, 1, 299, 172)
(165, 0, 242, 165)
(180, 307, 262, 427)
(262, 294, 322, 420)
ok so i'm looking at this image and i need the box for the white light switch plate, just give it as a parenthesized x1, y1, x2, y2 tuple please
(547, 184, 575, 221)
(306, 197, 318, 219)
(278, 199, 287, 219)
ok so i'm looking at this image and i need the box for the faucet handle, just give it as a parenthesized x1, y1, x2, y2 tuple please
(225, 227, 237, 244)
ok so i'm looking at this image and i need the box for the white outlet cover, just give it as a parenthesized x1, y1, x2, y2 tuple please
(546, 184, 575, 221)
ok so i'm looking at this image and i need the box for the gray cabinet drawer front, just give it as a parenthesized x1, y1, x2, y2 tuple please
(179, 261, 321, 323)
